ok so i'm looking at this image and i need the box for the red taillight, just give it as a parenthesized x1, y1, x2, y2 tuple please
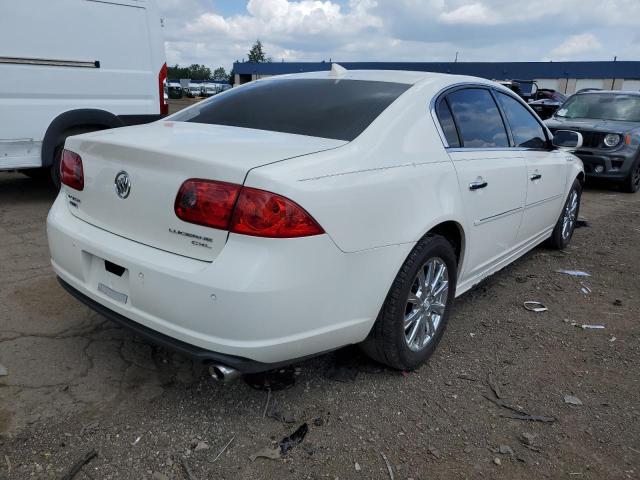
(230, 187, 324, 238)
(174, 179, 324, 238)
(174, 179, 241, 229)
(60, 149, 84, 191)
(159, 62, 168, 115)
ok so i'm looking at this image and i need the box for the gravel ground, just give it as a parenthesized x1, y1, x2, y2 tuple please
(0, 172, 639, 480)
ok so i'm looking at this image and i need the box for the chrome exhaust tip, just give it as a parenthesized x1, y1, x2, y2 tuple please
(208, 364, 241, 383)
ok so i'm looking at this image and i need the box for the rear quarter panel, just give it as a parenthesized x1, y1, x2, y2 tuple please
(244, 80, 466, 254)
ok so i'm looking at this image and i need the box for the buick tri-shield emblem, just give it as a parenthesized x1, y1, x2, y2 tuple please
(114, 171, 131, 199)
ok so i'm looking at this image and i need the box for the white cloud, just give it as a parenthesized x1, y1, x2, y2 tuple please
(156, 0, 640, 70)
(551, 33, 603, 59)
(439, 3, 498, 25)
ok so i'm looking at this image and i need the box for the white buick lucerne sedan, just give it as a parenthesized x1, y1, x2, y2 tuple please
(47, 68, 584, 380)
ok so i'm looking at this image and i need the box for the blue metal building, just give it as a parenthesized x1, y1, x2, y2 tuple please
(232, 61, 640, 94)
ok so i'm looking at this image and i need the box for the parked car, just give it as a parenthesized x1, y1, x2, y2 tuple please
(545, 90, 640, 192)
(186, 84, 203, 98)
(48, 69, 584, 380)
(528, 89, 568, 120)
(0, 0, 167, 187)
(201, 83, 219, 97)
(497, 79, 539, 101)
(167, 82, 183, 99)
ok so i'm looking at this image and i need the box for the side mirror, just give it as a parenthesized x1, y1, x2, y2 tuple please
(552, 130, 583, 150)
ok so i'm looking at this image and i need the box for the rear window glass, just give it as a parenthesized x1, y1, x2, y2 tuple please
(170, 78, 410, 141)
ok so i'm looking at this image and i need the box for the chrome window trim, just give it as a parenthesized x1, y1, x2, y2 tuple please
(430, 82, 553, 151)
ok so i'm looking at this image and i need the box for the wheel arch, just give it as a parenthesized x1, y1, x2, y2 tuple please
(421, 220, 466, 274)
(41, 109, 124, 167)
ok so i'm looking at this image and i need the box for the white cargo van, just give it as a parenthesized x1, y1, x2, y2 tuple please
(0, 0, 167, 186)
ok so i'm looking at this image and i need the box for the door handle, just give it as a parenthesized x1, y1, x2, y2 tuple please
(469, 181, 488, 190)
(530, 173, 542, 181)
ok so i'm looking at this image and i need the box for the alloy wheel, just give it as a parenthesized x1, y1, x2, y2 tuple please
(404, 257, 449, 352)
(561, 189, 578, 240)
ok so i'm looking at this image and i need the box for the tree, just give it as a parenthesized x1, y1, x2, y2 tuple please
(167, 64, 213, 81)
(247, 40, 271, 63)
(212, 67, 229, 82)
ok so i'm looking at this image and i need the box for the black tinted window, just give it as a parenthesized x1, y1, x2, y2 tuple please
(436, 100, 460, 147)
(497, 92, 547, 149)
(447, 89, 508, 148)
(170, 79, 410, 141)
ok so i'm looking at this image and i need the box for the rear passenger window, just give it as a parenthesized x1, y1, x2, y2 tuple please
(497, 92, 547, 149)
(436, 100, 460, 147)
(446, 89, 509, 148)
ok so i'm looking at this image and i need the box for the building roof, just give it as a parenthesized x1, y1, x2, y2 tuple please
(233, 61, 640, 80)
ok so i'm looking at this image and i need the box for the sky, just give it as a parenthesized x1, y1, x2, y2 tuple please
(157, 0, 640, 72)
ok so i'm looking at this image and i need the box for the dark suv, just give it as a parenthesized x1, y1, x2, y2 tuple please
(545, 91, 640, 193)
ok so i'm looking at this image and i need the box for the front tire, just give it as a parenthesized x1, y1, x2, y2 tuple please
(360, 234, 457, 370)
(548, 178, 582, 250)
(621, 159, 640, 193)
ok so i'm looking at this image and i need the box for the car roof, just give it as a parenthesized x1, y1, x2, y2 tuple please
(259, 67, 499, 96)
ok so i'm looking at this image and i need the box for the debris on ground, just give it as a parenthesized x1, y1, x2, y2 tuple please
(61, 449, 98, 480)
(483, 394, 556, 423)
(613, 298, 623, 306)
(556, 269, 591, 277)
(354, 462, 361, 472)
(0, 364, 7, 377)
(578, 324, 605, 330)
(250, 423, 309, 461)
(380, 451, 395, 480)
(212, 436, 235, 463)
(523, 301, 548, 312)
(130, 436, 142, 446)
(580, 283, 592, 295)
(192, 440, 209, 452)
(499, 445, 514, 455)
(494, 457, 502, 465)
(487, 375, 504, 399)
(428, 446, 442, 459)
(564, 395, 583, 406)
(520, 433, 536, 446)
(244, 368, 296, 391)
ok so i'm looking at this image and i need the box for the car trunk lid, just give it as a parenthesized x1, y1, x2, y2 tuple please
(62, 121, 345, 261)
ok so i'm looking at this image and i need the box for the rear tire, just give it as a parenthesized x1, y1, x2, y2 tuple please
(621, 159, 640, 193)
(548, 178, 582, 250)
(360, 234, 457, 370)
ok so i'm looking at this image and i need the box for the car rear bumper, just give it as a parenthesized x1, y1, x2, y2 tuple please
(57, 277, 312, 373)
(47, 193, 411, 366)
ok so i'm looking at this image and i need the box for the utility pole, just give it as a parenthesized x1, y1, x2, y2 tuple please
(454, 51, 459, 63)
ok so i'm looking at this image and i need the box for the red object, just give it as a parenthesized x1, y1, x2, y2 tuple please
(174, 179, 241, 229)
(60, 149, 84, 191)
(159, 63, 168, 115)
(174, 179, 324, 238)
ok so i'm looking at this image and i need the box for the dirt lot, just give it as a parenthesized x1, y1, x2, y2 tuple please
(0, 172, 639, 480)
